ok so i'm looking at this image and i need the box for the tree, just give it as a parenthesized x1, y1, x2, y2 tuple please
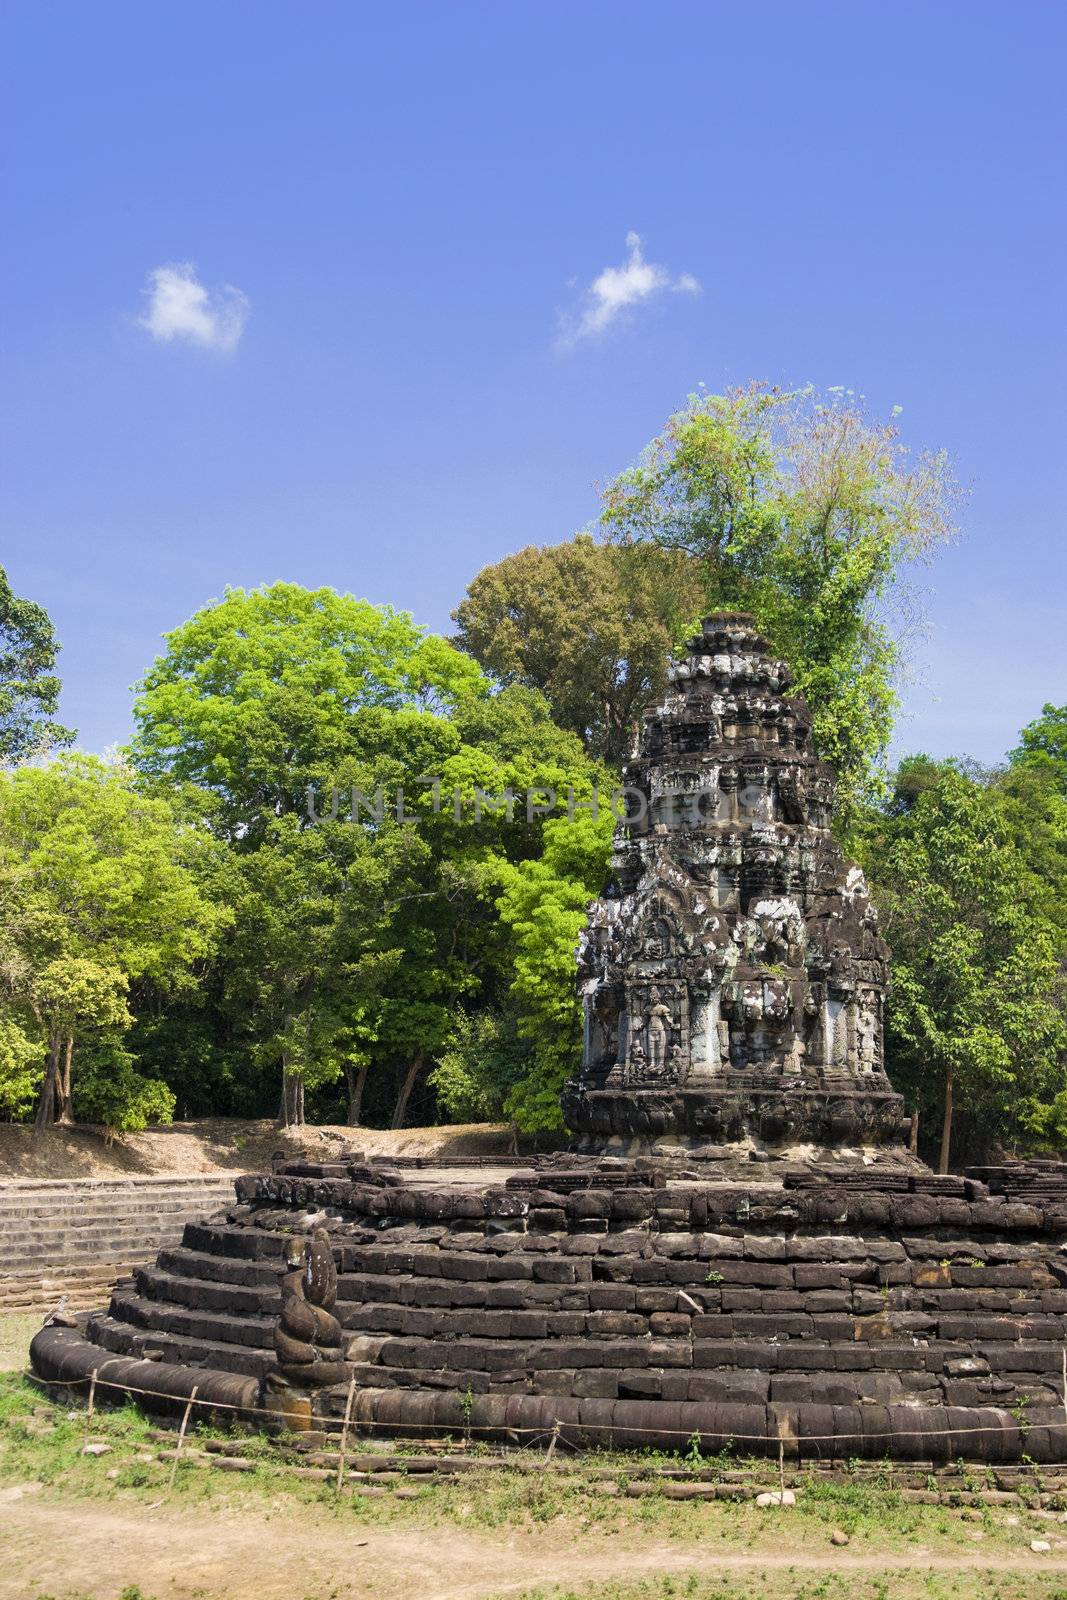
(131, 584, 612, 1129)
(859, 757, 1066, 1171)
(222, 813, 419, 1127)
(0, 755, 228, 1131)
(599, 385, 960, 814)
(132, 582, 485, 836)
(1010, 704, 1067, 795)
(0, 564, 74, 761)
(452, 537, 705, 764)
(492, 810, 615, 1131)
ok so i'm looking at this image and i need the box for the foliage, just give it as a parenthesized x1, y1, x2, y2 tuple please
(0, 563, 74, 762)
(859, 756, 1067, 1166)
(1010, 702, 1067, 794)
(0, 1016, 43, 1117)
(131, 581, 486, 835)
(130, 584, 611, 1127)
(599, 384, 960, 814)
(429, 1010, 531, 1124)
(453, 536, 704, 764)
(71, 1034, 177, 1134)
(0, 755, 227, 1128)
(494, 811, 615, 1131)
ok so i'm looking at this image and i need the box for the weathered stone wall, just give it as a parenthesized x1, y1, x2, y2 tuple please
(55, 1159, 1067, 1461)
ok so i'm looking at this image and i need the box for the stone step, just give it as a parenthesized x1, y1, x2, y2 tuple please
(136, 1264, 281, 1319)
(0, 1265, 136, 1313)
(87, 1311, 275, 1380)
(0, 1203, 231, 1222)
(7, 1228, 207, 1254)
(108, 1286, 275, 1350)
(157, 1244, 282, 1291)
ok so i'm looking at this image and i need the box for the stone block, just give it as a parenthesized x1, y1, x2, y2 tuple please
(634, 1287, 677, 1313)
(590, 1283, 638, 1311)
(794, 1265, 848, 1291)
(649, 1313, 691, 1338)
(586, 1311, 645, 1336)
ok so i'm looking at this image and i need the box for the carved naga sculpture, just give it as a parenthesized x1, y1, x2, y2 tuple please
(272, 1228, 348, 1388)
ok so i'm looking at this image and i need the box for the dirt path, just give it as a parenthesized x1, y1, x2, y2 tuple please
(3, 1490, 1067, 1600)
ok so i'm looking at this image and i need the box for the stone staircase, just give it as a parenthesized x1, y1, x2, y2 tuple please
(0, 1175, 236, 1313)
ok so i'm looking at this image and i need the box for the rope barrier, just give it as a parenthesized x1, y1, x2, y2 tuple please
(20, 1365, 1067, 1452)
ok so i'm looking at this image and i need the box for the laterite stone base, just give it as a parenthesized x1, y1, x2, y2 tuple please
(30, 1154, 1067, 1462)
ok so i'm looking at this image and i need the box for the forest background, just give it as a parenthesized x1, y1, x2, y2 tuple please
(2, 386, 1064, 1173)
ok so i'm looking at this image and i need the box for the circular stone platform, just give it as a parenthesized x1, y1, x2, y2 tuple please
(30, 1152, 1067, 1463)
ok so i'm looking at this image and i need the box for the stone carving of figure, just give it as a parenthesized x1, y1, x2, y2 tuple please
(646, 987, 672, 1073)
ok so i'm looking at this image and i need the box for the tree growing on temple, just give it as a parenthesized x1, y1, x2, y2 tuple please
(0, 563, 74, 761)
(587, 384, 956, 814)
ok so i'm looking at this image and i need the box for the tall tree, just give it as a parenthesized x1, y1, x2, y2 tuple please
(453, 537, 704, 765)
(859, 757, 1066, 1170)
(0, 564, 74, 761)
(131, 582, 486, 835)
(599, 384, 959, 814)
(0, 755, 227, 1130)
(131, 584, 611, 1128)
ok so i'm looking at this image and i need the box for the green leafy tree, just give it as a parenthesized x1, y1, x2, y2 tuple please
(1010, 704, 1067, 795)
(429, 1010, 530, 1129)
(599, 384, 960, 815)
(0, 1016, 42, 1118)
(860, 757, 1066, 1170)
(222, 813, 420, 1127)
(492, 810, 615, 1131)
(132, 582, 485, 835)
(131, 584, 611, 1129)
(453, 537, 704, 764)
(0, 564, 74, 761)
(0, 755, 228, 1130)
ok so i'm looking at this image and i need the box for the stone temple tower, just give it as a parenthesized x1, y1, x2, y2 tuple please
(563, 612, 907, 1151)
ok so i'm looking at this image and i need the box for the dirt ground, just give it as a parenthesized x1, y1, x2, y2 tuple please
(4, 1370, 1067, 1600)
(0, 1119, 518, 1180)
(3, 1488, 1067, 1600)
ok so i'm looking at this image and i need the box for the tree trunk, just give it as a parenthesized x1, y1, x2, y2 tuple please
(278, 1065, 305, 1129)
(908, 1110, 919, 1156)
(391, 1054, 424, 1131)
(938, 1063, 953, 1175)
(33, 1032, 64, 1133)
(56, 1036, 74, 1125)
(344, 1063, 368, 1128)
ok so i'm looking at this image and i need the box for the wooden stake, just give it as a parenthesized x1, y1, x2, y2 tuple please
(546, 1420, 559, 1462)
(85, 1369, 98, 1436)
(778, 1439, 786, 1501)
(336, 1375, 357, 1493)
(168, 1385, 200, 1491)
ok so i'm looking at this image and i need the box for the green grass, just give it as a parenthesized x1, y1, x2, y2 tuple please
(4, 1369, 1067, 1595)
(0, 1310, 45, 1373)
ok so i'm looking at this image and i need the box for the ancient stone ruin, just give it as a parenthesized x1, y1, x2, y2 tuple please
(565, 611, 905, 1151)
(31, 614, 1067, 1464)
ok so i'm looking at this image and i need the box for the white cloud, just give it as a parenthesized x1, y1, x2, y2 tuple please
(558, 232, 700, 348)
(138, 263, 249, 352)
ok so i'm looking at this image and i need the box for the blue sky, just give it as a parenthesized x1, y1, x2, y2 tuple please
(3, 1, 1064, 763)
